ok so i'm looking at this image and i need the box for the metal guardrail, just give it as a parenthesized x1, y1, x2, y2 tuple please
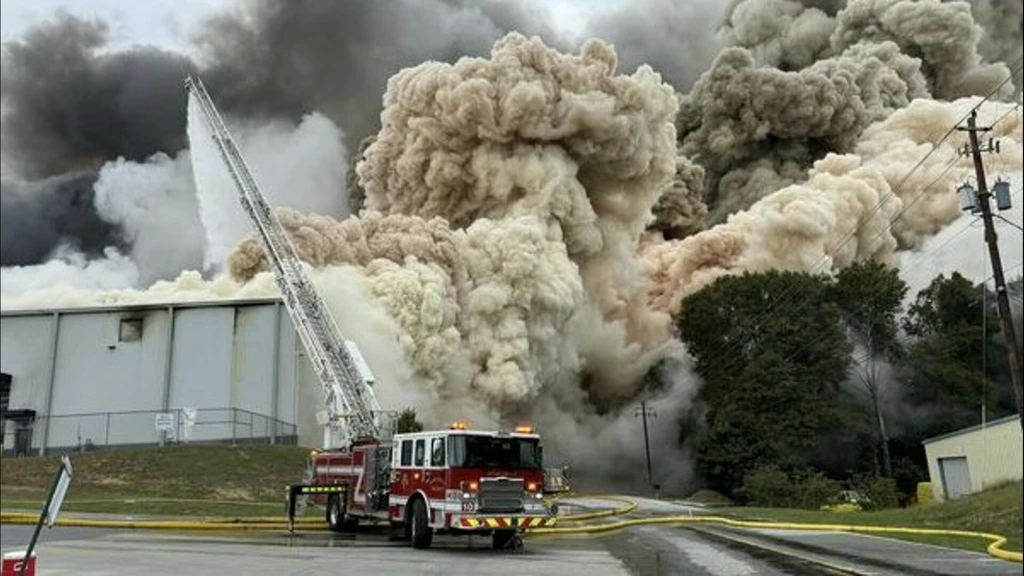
(2, 407, 296, 456)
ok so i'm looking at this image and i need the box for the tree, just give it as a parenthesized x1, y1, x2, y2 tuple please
(677, 271, 853, 495)
(395, 408, 424, 434)
(900, 272, 1015, 436)
(830, 261, 908, 477)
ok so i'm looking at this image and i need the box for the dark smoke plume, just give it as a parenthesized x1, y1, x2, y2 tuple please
(1, 12, 194, 178)
(0, 173, 123, 266)
(196, 0, 563, 150)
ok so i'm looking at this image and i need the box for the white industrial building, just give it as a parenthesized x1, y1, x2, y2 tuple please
(0, 299, 324, 455)
(922, 414, 1023, 501)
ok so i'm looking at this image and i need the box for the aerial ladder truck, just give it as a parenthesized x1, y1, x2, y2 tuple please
(186, 76, 555, 549)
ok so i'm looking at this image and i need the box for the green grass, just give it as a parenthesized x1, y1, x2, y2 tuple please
(1, 445, 313, 518)
(719, 481, 1023, 555)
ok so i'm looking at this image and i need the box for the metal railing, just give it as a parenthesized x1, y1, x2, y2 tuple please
(2, 407, 297, 456)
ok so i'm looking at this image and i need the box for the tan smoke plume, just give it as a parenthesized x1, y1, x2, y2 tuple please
(718, 0, 836, 70)
(229, 208, 463, 285)
(643, 97, 1024, 316)
(686, 0, 1016, 227)
(649, 155, 708, 240)
(831, 0, 1012, 99)
(679, 41, 928, 178)
(356, 33, 679, 345)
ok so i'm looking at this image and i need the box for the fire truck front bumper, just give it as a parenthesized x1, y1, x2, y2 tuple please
(452, 515, 557, 530)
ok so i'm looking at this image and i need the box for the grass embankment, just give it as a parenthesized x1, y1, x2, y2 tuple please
(720, 481, 1023, 555)
(1, 445, 311, 517)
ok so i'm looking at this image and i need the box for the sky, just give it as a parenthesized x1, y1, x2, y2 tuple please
(0, 0, 612, 54)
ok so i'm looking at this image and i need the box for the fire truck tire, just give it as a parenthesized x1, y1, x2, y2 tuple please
(326, 495, 346, 533)
(409, 498, 433, 549)
(492, 529, 516, 549)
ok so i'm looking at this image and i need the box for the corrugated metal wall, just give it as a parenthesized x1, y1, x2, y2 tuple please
(924, 416, 1023, 500)
(0, 300, 312, 453)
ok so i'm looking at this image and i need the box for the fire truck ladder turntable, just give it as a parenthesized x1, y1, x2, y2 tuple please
(185, 76, 384, 448)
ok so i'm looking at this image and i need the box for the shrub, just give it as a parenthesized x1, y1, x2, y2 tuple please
(742, 466, 794, 507)
(743, 466, 841, 509)
(798, 471, 841, 509)
(855, 475, 902, 510)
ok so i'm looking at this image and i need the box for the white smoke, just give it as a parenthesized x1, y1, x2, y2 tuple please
(0, 245, 140, 307)
(187, 95, 349, 272)
(93, 151, 204, 285)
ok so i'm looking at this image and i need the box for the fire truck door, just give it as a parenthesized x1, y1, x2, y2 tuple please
(423, 437, 447, 502)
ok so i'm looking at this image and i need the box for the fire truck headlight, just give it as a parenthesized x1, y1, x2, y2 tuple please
(462, 492, 472, 500)
(534, 492, 544, 499)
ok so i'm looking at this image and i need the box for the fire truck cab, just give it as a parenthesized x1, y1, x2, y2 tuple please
(309, 422, 557, 549)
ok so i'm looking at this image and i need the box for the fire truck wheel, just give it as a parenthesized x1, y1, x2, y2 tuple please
(409, 498, 433, 549)
(492, 529, 517, 549)
(326, 494, 346, 533)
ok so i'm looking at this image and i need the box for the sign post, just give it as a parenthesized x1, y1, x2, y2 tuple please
(155, 412, 176, 446)
(16, 455, 73, 576)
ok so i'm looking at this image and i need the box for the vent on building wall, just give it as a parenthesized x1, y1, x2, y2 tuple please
(118, 318, 144, 342)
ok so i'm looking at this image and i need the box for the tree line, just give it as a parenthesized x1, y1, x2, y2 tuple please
(675, 263, 1022, 507)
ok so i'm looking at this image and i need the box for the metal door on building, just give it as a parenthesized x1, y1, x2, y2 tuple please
(938, 456, 972, 499)
(15, 425, 32, 456)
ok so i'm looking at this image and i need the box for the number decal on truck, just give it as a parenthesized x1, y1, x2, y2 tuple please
(461, 501, 476, 512)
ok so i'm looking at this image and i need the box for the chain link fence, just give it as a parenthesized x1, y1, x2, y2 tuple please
(2, 407, 296, 456)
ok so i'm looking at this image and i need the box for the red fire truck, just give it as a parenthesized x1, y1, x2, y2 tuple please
(305, 421, 557, 549)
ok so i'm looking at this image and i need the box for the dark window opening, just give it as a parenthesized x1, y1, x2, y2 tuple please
(119, 318, 143, 342)
(400, 440, 413, 466)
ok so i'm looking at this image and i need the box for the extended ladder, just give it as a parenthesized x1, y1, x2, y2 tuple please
(185, 76, 382, 447)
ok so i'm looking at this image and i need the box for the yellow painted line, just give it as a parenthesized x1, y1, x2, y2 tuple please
(527, 514, 1022, 563)
(0, 512, 327, 531)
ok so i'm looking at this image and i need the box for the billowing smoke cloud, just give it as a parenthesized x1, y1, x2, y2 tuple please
(0, 173, 122, 266)
(229, 34, 682, 418)
(188, 98, 350, 271)
(642, 97, 1024, 316)
(195, 0, 563, 151)
(717, 0, 837, 70)
(2, 2, 556, 273)
(358, 33, 679, 348)
(229, 209, 461, 283)
(582, 0, 727, 91)
(679, 40, 929, 217)
(831, 0, 1011, 99)
(93, 153, 204, 286)
(966, 0, 1024, 72)
(0, 12, 192, 178)
(687, 0, 1017, 224)
(1, 246, 139, 302)
(648, 156, 708, 240)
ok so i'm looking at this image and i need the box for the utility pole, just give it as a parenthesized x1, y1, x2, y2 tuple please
(958, 110, 1024, 430)
(634, 401, 657, 494)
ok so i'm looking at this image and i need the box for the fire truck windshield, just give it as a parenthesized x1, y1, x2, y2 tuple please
(448, 435, 542, 469)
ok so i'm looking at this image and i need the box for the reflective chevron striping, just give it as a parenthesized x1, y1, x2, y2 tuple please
(457, 516, 556, 529)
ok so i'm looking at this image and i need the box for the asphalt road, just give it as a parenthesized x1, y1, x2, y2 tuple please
(1, 496, 1020, 576)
